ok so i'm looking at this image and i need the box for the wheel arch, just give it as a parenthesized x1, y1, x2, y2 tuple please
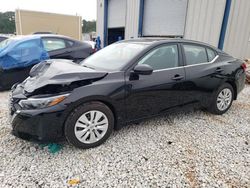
(94, 99, 118, 129)
(63, 96, 121, 131)
(225, 81, 237, 100)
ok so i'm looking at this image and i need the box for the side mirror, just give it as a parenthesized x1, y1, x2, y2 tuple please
(133, 64, 153, 75)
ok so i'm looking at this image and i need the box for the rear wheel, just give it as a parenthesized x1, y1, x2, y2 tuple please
(208, 83, 234, 115)
(64, 102, 114, 149)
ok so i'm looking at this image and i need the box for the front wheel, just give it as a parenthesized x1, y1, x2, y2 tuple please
(207, 83, 234, 115)
(64, 102, 114, 149)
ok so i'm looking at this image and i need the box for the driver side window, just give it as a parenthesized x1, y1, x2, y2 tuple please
(138, 44, 179, 70)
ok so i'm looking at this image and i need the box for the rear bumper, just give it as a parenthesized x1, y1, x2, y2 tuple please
(236, 71, 246, 95)
(11, 111, 66, 143)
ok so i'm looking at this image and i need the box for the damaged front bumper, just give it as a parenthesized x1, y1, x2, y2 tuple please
(11, 111, 66, 142)
(9, 88, 68, 142)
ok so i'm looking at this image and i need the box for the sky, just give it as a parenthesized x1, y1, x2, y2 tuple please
(0, 0, 97, 21)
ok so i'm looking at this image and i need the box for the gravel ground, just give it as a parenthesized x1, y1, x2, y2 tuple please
(0, 86, 249, 188)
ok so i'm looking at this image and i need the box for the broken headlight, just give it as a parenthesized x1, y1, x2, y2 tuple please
(18, 94, 69, 110)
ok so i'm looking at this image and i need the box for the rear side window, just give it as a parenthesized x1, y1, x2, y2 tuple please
(138, 45, 179, 70)
(65, 40, 74, 47)
(183, 44, 208, 65)
(207, 48, 216, 61)
(42, 38, 66, 51)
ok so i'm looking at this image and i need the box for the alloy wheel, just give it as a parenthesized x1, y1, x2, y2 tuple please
(216, 88, 232, 111)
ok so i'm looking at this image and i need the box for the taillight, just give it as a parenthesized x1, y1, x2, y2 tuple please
(241, 63, 247, 72)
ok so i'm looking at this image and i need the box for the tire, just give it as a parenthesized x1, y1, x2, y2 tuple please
(64, 101, 114, 149)
(207, 83, 234, 115)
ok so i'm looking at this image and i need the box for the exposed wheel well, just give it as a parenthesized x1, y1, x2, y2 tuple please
(226, 81, 237, 100)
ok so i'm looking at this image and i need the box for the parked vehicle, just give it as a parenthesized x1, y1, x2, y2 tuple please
(9, 39, 246, 149)
(0, 35, 93, 90)
(0, 36, 8, 43)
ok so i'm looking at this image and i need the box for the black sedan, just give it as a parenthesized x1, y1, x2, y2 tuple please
(0, 34, 93, 90)
(10, 39, 246, 149)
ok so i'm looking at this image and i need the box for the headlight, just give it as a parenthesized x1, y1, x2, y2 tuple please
(18, 94, 69, 110)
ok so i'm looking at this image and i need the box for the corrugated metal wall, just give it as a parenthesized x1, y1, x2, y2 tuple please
(223, 0, 250, 59)
(97, 0, 140, 45)
(143, 0, 188, 36)
(125, 0, 140, 39)
(184, 0, 226, 47)
(97, 0, 250, 58)
(97, 0, 104, 47)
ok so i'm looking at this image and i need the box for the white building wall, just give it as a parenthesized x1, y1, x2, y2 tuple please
(125, 0, 140, 39)
(184, 0, 226, 47)
(97, 0, 104, 47)
(223, 0, 250, 59)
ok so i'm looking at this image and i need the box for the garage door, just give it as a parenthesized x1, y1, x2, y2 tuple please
(108, 0, 126, 28)
(143, 0, 188, 36)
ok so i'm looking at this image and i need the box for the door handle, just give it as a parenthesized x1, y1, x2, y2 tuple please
(215, 67, 223, 73)
(172, 75, 184, 81)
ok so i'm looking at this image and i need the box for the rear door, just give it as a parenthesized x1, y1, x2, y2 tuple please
(125, 43, 186, 121)
(181, 43, 222, 106)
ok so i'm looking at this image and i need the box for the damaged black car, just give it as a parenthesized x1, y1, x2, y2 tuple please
(9, 39, 246, 149)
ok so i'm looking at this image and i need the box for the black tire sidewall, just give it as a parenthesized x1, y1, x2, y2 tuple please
(64, 102, 114, 149)
(210, 83, 234, 115)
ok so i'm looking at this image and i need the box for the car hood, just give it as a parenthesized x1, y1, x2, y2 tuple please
(21, 59, 108, 93)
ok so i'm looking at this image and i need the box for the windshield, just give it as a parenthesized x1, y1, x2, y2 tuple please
(81, 42, 148, 71)
(0, 38, 13, 49)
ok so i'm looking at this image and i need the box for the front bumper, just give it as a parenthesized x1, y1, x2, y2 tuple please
(9, 85, 69, 142)
(11, 111, 66, 142)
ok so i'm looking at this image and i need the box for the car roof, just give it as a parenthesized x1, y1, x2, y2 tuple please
(8, 34, 78, 43)
(121, 38, 218, 50)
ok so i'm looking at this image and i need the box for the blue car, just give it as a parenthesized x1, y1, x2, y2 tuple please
(0, 35, 93, 90)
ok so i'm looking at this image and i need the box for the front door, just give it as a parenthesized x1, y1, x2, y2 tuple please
(125, 44, 186, 121)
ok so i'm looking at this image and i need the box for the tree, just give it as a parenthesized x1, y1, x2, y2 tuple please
(0, 11, 15, 34)
(82, 19, 96, 33)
